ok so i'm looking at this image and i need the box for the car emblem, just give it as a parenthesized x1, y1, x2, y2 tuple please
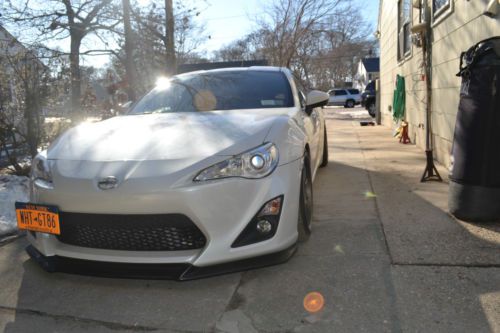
(97, 176, 119, 190)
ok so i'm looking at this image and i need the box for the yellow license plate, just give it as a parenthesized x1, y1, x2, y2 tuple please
(15, 202, 60, 235)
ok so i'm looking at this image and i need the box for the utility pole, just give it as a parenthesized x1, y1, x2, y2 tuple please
(420, 0, 442, 182)
(165, 0, 176, 75)
(122, 0, 137, 101)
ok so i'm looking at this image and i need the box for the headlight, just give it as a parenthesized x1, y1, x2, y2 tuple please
(31, 152, 54, 189)
(194, 143, 279, 182)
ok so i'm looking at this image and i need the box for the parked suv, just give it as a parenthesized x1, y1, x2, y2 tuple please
(361, 81, 376, 117)
(327, 88, 361, 108)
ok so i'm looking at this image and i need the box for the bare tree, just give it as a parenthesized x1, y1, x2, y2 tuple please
(212, 0, 377, 90)
(107, 0, 207, 93)
(0, 44, 58, 174)
(212, 33, 264, 62)
(3, 0, 120, 120)
(130, 0, 193, 76)
(122, 0, 138, 101)
(164, 0, 176, 75)
(258, 0, 341, 67)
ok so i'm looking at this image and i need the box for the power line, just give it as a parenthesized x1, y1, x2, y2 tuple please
(199, 11, 372, 22)
(203, 13, 259, 21)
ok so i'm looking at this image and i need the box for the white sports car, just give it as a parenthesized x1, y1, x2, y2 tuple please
(16, 67, 329, 280)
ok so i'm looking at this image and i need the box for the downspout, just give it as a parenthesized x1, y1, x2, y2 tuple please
(375, 0, 383, 125)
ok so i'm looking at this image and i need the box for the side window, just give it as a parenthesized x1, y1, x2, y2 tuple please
(348, 89, 360, 95)
(335, 90, 347, 96)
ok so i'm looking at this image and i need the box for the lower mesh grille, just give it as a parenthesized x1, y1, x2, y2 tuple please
(57, 212, 206, 251)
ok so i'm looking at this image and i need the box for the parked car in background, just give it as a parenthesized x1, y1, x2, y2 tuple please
(327, 88, 361, 108)
(17, 67, 331, 280)
(361, 81, 376, 117)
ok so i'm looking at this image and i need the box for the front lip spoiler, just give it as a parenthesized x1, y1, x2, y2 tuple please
(26, 243, 297, 281)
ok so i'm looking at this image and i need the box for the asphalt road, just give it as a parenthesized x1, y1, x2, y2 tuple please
(0, 106, 498, 333)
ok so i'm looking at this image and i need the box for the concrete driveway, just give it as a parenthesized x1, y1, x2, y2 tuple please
(0, 107, 498, 332)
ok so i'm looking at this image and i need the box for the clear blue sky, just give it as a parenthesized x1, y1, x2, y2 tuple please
(198, 0, 380, 54)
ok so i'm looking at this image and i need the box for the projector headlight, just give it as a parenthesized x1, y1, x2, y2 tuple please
(194, 143, 279, 181)
(31, 152, 53, 190)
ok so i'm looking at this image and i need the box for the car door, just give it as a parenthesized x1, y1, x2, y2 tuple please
(348, 89, 361, 103)
(333, 89, 347, 105)
(329, 90, 338, 105)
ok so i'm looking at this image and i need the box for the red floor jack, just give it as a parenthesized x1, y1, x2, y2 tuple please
(399, 121, 411, 144)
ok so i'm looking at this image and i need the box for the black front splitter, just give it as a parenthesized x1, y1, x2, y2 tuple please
(26, 243, 297, 281)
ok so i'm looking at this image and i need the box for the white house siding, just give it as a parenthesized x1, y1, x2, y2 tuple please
(355, 61, 368, 90)
(378, 0, 500, 168)
(355, 60, 380, 90)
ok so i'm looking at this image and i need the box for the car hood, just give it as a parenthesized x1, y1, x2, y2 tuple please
(48, 110, 290, 163)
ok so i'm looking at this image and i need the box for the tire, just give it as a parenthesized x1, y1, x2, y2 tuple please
(298, 153, 313, 242)
(319, 126, 328, 168)
(345, 99, 355, 108)
(367, 102, 376, 118)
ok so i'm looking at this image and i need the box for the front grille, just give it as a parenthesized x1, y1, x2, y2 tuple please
(57, 212, 206, 251)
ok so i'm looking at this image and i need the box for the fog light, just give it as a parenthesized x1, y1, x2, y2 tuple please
(231, 195, 284, 248)
(256, 220, 272, 234)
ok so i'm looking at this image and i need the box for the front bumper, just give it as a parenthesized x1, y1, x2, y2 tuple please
(26, 242, 297, 280)
(28, 158, 302, 273)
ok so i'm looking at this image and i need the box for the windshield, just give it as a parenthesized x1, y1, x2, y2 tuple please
(129, 70, 294, 114)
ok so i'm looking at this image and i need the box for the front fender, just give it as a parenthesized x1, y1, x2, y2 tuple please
(264, 115, 307, 166)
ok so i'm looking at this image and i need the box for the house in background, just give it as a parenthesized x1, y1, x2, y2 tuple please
(0, 25, 47, 108)
(0, 25, 26, 57)
(377, 0, 500, 167)
(0, 25, 30, 108)
(354, 57, 380, 90)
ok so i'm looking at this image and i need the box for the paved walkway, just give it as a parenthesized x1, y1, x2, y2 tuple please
(0, 108, 498, 332)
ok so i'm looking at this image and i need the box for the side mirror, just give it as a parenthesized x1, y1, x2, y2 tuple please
(305, 90, 329, 115)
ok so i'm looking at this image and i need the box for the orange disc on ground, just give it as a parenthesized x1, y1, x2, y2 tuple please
(303, 292, 325, 313)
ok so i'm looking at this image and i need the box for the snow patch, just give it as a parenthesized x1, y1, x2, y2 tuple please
(0, 175, 29, 236)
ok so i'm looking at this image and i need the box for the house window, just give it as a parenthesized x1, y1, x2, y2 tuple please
(432, 0, 453, 23)
(398, 0, 411, 61)
(433, 0, 450, 16)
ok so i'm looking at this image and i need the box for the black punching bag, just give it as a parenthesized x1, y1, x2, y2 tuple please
(449, 37, 500, 222)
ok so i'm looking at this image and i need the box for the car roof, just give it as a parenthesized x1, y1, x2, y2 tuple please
(328, 88, 359, 91)
(177, 66, 285, 76)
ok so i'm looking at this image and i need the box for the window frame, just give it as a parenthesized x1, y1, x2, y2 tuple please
(298, 90, 306, 109)
(432, 0, 453, 25)
(293, 78, 307, 109)
(397, 0, 412, 62)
